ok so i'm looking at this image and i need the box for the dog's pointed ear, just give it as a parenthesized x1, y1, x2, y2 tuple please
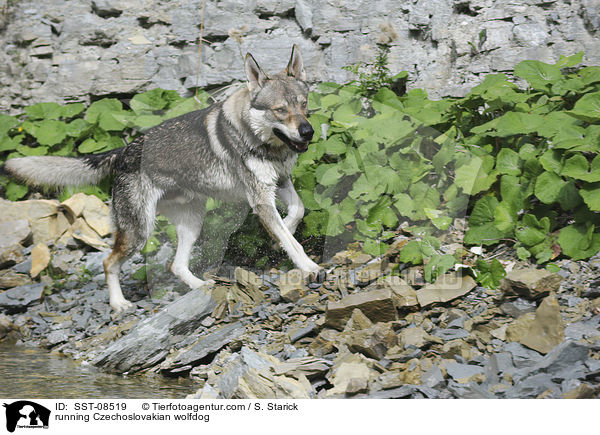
(245, 53, 269, 92)
(286, 44, 306, 81)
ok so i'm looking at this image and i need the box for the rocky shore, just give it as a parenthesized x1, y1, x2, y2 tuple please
(1, 194, 599, 399)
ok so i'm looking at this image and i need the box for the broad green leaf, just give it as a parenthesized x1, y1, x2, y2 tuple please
(25, 102, 63, 120)
(424, 208, 452, 230)
(496, 148, 521, 175)
(130, 88, 181, 114)
(4, 181, 28, 201)
(580, 183, 600, 211)
(16, 145, 48, 156)
(568, 92, 600, 122)
(555, 51, 583, 68)
(62, 103, 85, 118)
(399, 240, 424, 264)
(65, 118, 92, 138)
(539, 149, 562, 173)
(424, 254, 455, 283)
(561, 154, 600, 182)
(579, 66, 600, 86)
(558, 224, 600, 260)
(455, 155, 497, 195)
(0, 136, 20, 152)
(30, 119, 68, 146)
(0, 114, 18, 136)
(85, 98, 123, 124)
(493, 201, 516, 233)
(474, 258, 506, 289)
(514, 60, 562, 90)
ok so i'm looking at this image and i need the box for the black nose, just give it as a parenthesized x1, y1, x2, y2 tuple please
(298, 122, 314, 141)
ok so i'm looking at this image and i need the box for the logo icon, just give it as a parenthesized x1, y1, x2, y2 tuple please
(3, 401, 50, 433)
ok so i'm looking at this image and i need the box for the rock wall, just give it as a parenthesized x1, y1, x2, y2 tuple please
(0, 0, 599, 112)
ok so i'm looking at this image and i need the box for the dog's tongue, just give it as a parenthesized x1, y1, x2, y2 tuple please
(291, 140, 308, 152)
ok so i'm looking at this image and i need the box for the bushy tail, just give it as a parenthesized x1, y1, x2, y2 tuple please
(1, 148, 123, 188)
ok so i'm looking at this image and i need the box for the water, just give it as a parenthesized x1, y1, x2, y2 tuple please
(0, 343, 198, 398)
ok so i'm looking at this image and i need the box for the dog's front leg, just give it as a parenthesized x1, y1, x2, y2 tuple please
(277, 178, 304, 235)
(251, 195, 321, 275)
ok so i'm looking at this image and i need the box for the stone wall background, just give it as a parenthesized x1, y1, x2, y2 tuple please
(0, 0, 599, 112)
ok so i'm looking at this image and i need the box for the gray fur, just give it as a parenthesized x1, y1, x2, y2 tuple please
(2, 45, 322, 312)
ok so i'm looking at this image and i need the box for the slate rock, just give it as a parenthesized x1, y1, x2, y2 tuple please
(445, 362, 485, 383)
(0, 283, 45, 314)
(93, 288, 217, 373)
(505, 373, 557, 398)
(325, 288, 397, 330)
(382, 275, 418, 307)
(0, 219, 31, 250)
(500, 298, 537, 318)
(501, 268, 562, 299)
(278, 269, 308, 303)
(519, 294, 565, 354)
(160, 321, 246, 374)
(0, 244, 25, 269)
(30, 243, 51, 278)
(416, 274, 476, 307)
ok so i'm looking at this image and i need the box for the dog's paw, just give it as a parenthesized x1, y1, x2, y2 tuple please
(189, 278, 216, 290)
(307, 268, 327, 284)
(110, 297, 134, 314)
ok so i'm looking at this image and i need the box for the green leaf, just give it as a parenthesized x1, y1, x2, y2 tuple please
(4, 181, 28, 201)
(65, 119, 92, 138)
(496, 148, 521, 175)
(474, 258, 506, 289)
(85, 99, 123, 124)
(30, 120, 68, 146)
(493, 201, 516, 233)
(579, 66, 600, 86)
(555, 51, 583, 68)
(315, 164, 342, 186)
(399, 240, 424, 264)
(424, 208, 452, 230)
(558, 224, 600, 260)
(62, 103, 86, 118)
(455, 155, 498, 195)
(0, 136, 20, 152)
(424, 254, 455, 283)
(16, 145, 48, 156)
(25, 102, 63, 120)
(0, 114, 19, 136)
(535, 171, 581, 209)
(514, 60, 562, 90)
(539, 149, 562, 173)
(130, 89, 181, 114)
(568, 92, 600, 122)
(465, 196, 509, 245)
(561, 154, 600, 182)
(580, 182, 600, 211)
(362, 238, 388, 256)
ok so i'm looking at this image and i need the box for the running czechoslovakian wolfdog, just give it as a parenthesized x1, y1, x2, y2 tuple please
(2, 45, 325, 312)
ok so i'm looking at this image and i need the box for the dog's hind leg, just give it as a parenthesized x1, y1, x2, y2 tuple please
(104, 174, 161, 312)
(157, 198, 210, 289)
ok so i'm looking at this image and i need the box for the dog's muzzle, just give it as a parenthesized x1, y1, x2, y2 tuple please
(274, 123, 314, 153)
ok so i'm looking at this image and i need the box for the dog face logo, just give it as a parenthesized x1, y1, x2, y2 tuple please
(3, 401, 50, 432)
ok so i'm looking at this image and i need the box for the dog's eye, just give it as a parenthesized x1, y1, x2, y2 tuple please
(300, 101, 307, 109)
(274, 107, 287, 114)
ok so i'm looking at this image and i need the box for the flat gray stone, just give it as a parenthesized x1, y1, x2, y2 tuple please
(93, 288, 217, 373)
(160, 321, 246, 374)
(0, 283, 45, 314)
(445, 362, 485, 381)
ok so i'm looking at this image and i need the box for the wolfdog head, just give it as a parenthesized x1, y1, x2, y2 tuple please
(245, 45, 314, 153)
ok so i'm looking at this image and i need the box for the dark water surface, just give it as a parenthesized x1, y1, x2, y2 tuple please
(0, 343, 198, 398)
